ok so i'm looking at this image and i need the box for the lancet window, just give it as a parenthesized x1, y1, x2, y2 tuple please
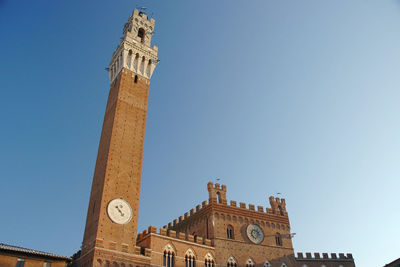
(185, 249, 196, 267)
(205, 253, 215, 267)
(227, 257, 237, 267)
(163, 245, 175, 267)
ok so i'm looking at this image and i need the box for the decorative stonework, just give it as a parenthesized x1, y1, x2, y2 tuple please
(108, 9, 159, 83)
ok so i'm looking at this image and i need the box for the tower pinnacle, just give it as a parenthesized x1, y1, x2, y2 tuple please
(109, 9, 159, 83)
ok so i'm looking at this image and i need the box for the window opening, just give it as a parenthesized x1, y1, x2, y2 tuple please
(275, 233, 282, 246)
(227, 225, 234, 239)
(16, 259, 25, 267)
(138, 28, 145, 43)
(163, 251, 175, 267)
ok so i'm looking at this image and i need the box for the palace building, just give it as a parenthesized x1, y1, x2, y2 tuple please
(0, 8, 356, 267)
(72, 9, 355, 267)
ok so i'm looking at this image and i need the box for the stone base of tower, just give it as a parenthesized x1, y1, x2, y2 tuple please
(73, 247, 151, 267)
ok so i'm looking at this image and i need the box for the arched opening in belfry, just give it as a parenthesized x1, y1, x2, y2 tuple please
(138, 28, 145, 43)
(278, 206, 284, 216)
(217, 192, 221, 203)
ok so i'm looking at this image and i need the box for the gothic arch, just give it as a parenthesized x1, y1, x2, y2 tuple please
(185, 248, 197, 259)
(163, 243, 177, 254)
(227, 256, 237, 267)
(246, 258, 255, 266)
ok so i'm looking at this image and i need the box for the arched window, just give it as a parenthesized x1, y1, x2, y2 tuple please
(138, 28, 145, 43)
(205, 259, 214, 267)
(163, 245, 175, 267)
(246, 258, 255, 267)
(227, 225, 234, 239)
(205, 253, 215, 267)
(275, 233, 282, 246)
(134, 75, 138, 83)
(217, 192, 221, 203)
(227, 257, 237, 267)
(185, 249, 196, 267)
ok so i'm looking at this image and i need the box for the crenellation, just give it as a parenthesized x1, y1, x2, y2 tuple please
(148, 226, 157, 234)
(160, 228, 167, 236)
(187, 234, 195, 242)
(269, 196, 287, 216)
(230, 200, 237, 207)
(249, 204, 255, 210)
(173, 219, 177, 226)
(240, 202, 246, 208)
(202, 201, 207, 207)
(295, 252, 353, 261)
(190, 208, 194, 215)
(257, 206, 264, 212)
(179, 216, 183, 223)
(196, 237, 203, 244)
(108, 9, 159, 83)
(168, 230, 176, 238)
(178, 232, 186, 240)
(184, 212, 189, 219)
(196, 205, 201, 211)
(144, 248, 152, 257)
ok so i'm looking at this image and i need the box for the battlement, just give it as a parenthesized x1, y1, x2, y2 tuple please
(165, 186, 290, 236)
(137, 226, 212, 247)
(268, 196, 287, 216)
(208, 182, 227, 204)
(296, 252, 354, 261)
(165, 183, 290, 232)
(133, 9, 155, 24)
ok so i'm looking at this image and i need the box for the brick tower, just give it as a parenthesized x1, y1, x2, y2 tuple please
(77, 9, 159, 267)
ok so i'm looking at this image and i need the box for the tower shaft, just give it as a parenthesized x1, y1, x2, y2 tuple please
(78, 9, 158, 267)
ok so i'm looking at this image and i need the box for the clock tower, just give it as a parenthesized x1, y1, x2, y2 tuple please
(77, 9, 159, 267)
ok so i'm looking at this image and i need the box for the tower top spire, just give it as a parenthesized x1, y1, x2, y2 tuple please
(108, 9, 159, 83)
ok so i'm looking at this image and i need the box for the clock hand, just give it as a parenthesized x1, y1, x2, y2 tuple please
(115, 205, 125, 216)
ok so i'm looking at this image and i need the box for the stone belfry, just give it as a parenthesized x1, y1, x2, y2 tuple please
(77, 9, 158, 267)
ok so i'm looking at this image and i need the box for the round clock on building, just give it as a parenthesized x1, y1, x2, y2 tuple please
(107, 198, 133, 225)
(246, 224, 264, 244)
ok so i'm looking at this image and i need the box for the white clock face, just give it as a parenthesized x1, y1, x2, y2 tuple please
(246, 224, 264, 244)
(107, 198, 132, 225)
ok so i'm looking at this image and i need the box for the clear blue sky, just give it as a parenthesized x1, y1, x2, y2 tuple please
(1, 1, 399, 266)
